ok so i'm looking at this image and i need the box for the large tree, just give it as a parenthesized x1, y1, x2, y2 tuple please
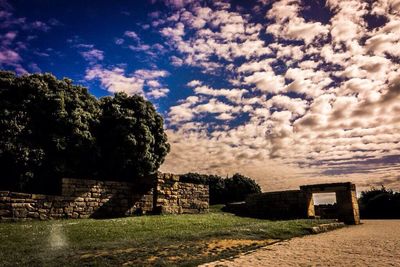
(0, 71, 99, 193)
(0, 72, 170, 193)
(96, 92, 170, 181)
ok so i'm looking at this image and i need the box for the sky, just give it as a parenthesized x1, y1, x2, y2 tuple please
(1, 0, 400, 197)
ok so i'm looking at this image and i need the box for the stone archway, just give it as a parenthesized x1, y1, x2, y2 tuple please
(300, 182, 360, 225)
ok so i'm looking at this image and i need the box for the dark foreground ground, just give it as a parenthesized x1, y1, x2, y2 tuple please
(0, 206, 332, 266)
(202, 220, 400, 267)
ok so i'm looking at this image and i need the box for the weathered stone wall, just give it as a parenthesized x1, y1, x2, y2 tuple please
(301, 182, 360, 225)
(0, 179, 153, 220)
(236, 190, 310, 219)
(226, 182, 360, 225)
(155, 173, 209, 214)
(61, 178, 154, 218)
(0, 173, 209, 221)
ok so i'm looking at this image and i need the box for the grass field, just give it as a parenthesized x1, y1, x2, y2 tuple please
(0, 205, 333, 266)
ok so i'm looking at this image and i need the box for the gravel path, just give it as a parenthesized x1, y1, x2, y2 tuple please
(201, 220, 400, 267)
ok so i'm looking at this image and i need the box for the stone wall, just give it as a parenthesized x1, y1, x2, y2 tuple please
(225, 182, 360, 225)
(227, 190, 311, 220)
(155, 173, 209, 214)
(0, 173, 209, 221)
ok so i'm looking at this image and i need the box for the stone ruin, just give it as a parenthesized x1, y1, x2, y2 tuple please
(301, 182, 360, 225)
(0, 173, 209, 221)
(226, 182, 360, 225)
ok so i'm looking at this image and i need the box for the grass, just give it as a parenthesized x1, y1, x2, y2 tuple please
(0, 206, 333, 266)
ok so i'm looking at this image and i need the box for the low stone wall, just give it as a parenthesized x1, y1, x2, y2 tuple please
(0, 173, 209, 221)
(226, 182, 360, 225)
(61, 178, 155, 218)
(226, 190, 311, 220)
(156, 173, 209, 214)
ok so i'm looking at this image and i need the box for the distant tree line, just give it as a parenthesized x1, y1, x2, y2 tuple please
(358, 186, 400, 219)
(0, 71, 170, 194)
(180, 172, 262, 204)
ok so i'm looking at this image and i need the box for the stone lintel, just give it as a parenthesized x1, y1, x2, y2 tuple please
(300, 182, 355, 193)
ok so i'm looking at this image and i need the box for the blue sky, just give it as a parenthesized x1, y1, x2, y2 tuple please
(1, 0, 400, 194)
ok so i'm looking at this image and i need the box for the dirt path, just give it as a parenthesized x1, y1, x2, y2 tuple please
(201, 220, 400, 267)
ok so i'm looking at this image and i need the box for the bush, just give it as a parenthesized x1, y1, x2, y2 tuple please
(359, 186, 400, 219)
(0, 71, 170, 193)
(180, 172, 261, 204)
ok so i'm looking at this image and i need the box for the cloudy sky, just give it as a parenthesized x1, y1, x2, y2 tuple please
(1, 0, 400, 194)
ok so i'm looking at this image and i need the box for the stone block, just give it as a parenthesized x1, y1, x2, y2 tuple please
(11, 203, 26, 208)
(71, 212, 79, 219)
(27, 212, 40, 218)
(0, 191, 10, 197)
(0, 209, 11, 216)
(10, 198, 27, 203)
(74, 207, 84, 212)
(43, 202, 52, 208)
(64, 207, 73, 213)
(14, 209, 28, 218)
(87, 202, 98, 207)
(10, 192, 31, 198)
(38, 208, 49, 214)
(26, 203, 36, 211)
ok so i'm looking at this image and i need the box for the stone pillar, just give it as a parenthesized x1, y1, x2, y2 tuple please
(305, 192, 315, 218)
(336, 186, 360, 225)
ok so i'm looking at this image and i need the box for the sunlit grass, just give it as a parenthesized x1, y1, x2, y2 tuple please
(0, 206, 333, 266)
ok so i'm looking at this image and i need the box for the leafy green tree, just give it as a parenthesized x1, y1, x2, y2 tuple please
(0, 72, 170, 193)
(180, 172, 261, 204)
(359, 186, 400, 219)
(0, 71, 100, 193)
(207, 175, 227, 204)
(96, 92, 170, 181)
(224, 173, 262, 203)
(179, 172, 210, 185)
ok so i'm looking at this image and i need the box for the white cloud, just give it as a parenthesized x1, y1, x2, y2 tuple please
(266, 0, 329, 45)
(0, 48, 21, 65)
(193, 85, 247, 102)
(80, 48, 104, 62)
(147, 87, 170, 99)
(134, 69, 169, 80)
(124, 30, 140, 41)
(85, 66, 170, 97)
(244, 71, 285, 94)
(85, 66, 145, 95)
(154, 0, 400, 192)
(187, 80, 202, 87)
(170, 55, 183, 66)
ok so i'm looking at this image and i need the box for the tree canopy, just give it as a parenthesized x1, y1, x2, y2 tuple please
(0, 71, 170, 193)
(180, 172, 261, 204)
(358, 186, 400, 219)
(97, 93, 170, 181)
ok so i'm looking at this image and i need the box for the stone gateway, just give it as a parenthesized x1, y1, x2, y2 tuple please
(226, 182, 360, 225)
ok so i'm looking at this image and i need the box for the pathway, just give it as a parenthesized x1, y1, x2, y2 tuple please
(201, 220, 400, 267)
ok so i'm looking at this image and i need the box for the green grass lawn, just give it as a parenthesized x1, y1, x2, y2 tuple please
(0, 206, 333, 266)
